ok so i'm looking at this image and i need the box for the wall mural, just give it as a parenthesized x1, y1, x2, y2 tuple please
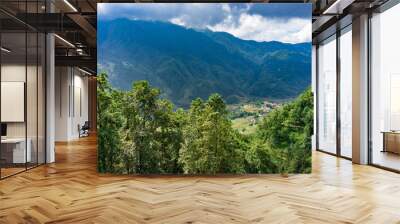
(97, 3, 313, 174)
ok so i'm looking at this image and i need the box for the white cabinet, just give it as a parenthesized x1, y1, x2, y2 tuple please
(1, 138, 32, 163)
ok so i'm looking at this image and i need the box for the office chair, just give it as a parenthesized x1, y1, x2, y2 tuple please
(79, 121, 90, 138)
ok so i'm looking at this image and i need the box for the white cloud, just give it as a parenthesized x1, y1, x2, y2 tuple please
(99, 3, 311, 44)
(221, 4, 231, 13)
(208, 13, 310, 44)
(97, 3, 108, 15)
(98, 3, 227, 28)
(169, 17, 186, 27)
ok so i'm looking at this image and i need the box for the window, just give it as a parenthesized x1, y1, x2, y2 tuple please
(370, 3, 400, 171)
(339, 26, 352, 158)
(317, 35, 337, 154)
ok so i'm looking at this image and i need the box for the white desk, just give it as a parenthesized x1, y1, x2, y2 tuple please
(1, 138, 31, 163)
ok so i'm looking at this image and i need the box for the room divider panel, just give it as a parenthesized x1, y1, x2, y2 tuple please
(0, 0, 47, 179)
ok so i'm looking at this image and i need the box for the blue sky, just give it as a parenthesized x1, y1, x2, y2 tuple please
(98, 3, 311, 44)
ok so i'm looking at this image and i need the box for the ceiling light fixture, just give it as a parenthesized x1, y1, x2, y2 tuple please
(1, 47, 11, 53)
(323, 0, 354, 15)
(63, 0, 78, 12)
(76, 48, 85, 55)
(54, 34, 75, 48)
(78, 67, 93, 76)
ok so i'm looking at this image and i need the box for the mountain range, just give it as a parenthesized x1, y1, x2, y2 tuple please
(98, 18, 311, 108)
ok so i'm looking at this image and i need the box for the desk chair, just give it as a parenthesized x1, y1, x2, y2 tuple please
(79, 121, 90, 138)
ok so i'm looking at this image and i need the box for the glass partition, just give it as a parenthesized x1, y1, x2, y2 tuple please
(317, 35, 337, 154)
(1, 31, 28, 177)
(0, 2, 46, 179)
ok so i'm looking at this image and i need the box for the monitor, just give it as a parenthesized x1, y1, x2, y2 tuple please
(1, 123, 7, 137)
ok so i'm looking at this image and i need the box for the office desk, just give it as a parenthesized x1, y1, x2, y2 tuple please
(1, 138, 31, 164)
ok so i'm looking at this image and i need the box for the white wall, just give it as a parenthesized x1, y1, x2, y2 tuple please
(72, 73, 89, 138)
(55, 67, 89, 141)
(55, 66, 70, 141)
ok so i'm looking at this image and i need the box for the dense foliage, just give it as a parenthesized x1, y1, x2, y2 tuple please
(98, 73, 313, 174)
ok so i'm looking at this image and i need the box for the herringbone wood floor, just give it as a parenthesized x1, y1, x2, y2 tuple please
(1, 136, 400, 224)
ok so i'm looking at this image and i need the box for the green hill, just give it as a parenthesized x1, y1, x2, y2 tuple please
(98, 19, 311, 108)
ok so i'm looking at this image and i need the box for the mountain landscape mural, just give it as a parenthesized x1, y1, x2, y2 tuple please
(97, 3, 313, 175)
(98, 19, 311, 107)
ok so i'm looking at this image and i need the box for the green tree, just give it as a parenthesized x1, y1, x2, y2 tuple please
(244, 138, 279, 173)
(154, 99, 184, 173)
(97, 72, 312, 175)
(122, 81, 161, 173)
(180, 94, 245, 174)
(97, 73, 124, 173)
(122, 80, 184, 174)
(257, 88, 313, 173)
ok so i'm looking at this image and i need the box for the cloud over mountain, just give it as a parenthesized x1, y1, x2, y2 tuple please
(98, 3, 311, 44)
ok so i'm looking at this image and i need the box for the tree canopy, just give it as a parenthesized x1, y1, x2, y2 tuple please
(97, 73, 313, 174)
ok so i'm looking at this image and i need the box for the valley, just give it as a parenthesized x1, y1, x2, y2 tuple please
(229, 100, 281, 135)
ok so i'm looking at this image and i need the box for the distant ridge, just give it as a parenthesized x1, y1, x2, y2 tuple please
(98, 19, 311, 107)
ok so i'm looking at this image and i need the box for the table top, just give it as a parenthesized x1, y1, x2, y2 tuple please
(1, 138, 30, 143)
(381, 131, 400, 134)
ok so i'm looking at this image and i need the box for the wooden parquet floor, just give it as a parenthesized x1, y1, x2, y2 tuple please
(1, 135, 400, 224)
